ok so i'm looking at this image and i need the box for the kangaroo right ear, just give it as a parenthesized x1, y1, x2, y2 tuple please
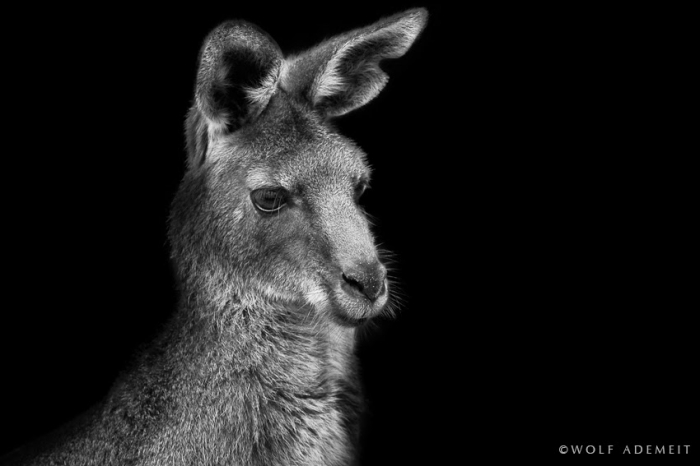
(185, 21, 282, 168)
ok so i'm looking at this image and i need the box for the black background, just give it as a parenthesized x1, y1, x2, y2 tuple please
(2, 1, 695, 463)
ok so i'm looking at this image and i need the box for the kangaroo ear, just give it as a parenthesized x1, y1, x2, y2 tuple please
(186, 21, 282, 168)
(282, 8, 427, 117)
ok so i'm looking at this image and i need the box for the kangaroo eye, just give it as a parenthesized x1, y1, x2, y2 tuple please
(354, 181, 369, 202)
(251, 188, 287, 213)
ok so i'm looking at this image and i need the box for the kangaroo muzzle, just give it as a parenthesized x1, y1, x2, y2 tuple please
(341, 260, 387, 303)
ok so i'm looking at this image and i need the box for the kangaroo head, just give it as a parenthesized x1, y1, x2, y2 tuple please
(169, 10, 427, 325)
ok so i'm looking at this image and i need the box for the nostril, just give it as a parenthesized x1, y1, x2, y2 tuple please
(377, 279, 386, 297)
(342, 273, 364, 293)
(341, 267, 386, 303)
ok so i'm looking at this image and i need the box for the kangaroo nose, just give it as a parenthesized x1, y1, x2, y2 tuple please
(341, 261, 387, 302)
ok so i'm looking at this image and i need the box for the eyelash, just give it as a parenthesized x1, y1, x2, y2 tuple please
(250, 188, 288, 213)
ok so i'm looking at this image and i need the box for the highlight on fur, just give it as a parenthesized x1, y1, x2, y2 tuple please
(2, 8, 427, 466)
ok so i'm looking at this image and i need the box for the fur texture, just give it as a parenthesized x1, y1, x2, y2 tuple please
(2, 9, 427, 466)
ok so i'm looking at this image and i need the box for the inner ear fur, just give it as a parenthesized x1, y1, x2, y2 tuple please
(186, 20, 282, 168)
(282, 8, 428, 117)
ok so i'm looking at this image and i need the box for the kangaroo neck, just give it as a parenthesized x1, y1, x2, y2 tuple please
(164, 297, 359, 396)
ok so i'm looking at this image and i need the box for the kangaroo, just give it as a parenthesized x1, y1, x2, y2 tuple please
(3, 8, 427, 466)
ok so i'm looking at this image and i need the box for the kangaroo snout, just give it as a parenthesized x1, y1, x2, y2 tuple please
(341, 260, 387, 303)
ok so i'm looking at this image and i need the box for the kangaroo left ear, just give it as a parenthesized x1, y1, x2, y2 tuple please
(282, 8, 428, 117)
